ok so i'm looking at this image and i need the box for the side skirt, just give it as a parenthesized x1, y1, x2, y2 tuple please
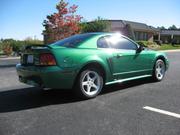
(105, 75, 152, 85)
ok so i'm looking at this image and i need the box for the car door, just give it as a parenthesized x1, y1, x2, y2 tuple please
(106, 36, 152, 80)
(133, 48, 155, 76)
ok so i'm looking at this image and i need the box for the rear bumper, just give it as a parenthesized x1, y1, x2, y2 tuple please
(16, 64, 76, 89)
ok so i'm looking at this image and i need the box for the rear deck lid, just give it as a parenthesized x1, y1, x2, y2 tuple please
(21, 45, 52, 66)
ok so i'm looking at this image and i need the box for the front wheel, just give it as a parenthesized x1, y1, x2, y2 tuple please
(75, 68, 104, 99)
(152, 59, 166, 81)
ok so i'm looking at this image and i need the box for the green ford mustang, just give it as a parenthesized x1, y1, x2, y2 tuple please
(16, 33, 169, 99)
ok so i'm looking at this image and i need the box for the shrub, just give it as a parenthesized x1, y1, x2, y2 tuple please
(81, 17, 110, 33)
(136, 41, 160, 50)
(0, 39, 43, 56)
(2, 43, 13, 56)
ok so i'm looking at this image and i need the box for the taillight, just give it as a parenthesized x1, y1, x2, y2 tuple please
(39, 53, 56, 66)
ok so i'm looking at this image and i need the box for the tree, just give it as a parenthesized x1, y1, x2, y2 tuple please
(43, 0, 83, 44)
(1, 39, 14, 56)
(24, 37, 33, 41)
(0, 39, 3, 52)
(81, 17, 110, 33)
(157, 26, 166, 30)
(168, 25, 178, 30)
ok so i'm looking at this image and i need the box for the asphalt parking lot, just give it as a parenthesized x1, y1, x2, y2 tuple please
(0, 52, 180, 135)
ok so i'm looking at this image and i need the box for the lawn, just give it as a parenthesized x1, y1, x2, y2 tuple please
(158, 44, 180, 50)
(137, 41, 180, 50)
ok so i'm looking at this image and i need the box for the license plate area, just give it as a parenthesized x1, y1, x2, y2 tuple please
(27, 55, 34, 64)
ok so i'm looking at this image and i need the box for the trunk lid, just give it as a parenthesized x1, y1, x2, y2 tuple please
(21, 45, 52, 66)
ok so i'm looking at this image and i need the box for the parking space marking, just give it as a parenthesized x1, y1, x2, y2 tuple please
(143, 106, 180, 119)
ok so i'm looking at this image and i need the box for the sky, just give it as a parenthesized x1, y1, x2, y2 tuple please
(0, 0, 180, 40)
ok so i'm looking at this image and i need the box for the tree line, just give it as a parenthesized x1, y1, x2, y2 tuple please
(157, 25, 180, 30)
(0, 38, 43, 56)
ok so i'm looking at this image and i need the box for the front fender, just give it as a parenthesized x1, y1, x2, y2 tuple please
(154, 52, 169, 70)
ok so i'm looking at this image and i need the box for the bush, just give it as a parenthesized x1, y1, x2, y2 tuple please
(0, 42, 2, 52)
(136, 41, 148, 47)
(0, 38, 43, 56)
(3, 45, 13, 56)
(154, 40, 162, 45)
(81, 17, 110, 33)
(136, 41, 160, 50)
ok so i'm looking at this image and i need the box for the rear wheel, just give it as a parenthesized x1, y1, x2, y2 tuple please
(75, 67, 104, 99)
(152, 59, 166, 81)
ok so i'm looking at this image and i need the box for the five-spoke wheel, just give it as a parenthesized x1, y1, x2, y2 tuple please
(153, 59, 166, 81)
(75, 67, 104, 99)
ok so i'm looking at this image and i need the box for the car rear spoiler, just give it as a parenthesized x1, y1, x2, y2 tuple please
(24, 45, 52, 50)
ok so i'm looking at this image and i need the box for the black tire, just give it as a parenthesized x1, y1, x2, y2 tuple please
(74, 67, 104, 99)
(152, 59, 166, 82)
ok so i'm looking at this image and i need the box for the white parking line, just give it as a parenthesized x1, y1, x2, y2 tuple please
(143, 106, 180, 119)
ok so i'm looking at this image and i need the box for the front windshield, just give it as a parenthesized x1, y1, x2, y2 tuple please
(50, 34, 95, 48)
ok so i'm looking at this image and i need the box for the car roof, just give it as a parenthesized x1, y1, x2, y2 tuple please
(79, 32, 129, 40)
(79, 32, 119, 36)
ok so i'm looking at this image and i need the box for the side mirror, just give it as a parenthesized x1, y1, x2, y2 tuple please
(136, 45, 144, 53)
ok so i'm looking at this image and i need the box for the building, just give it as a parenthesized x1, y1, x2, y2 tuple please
(108, 20, 180, 44)
(108, 20, 159, 42)
(160, 30, 180, 44)
(43, 19, 180, 44)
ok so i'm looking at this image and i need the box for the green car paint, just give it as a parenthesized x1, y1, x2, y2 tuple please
(16, 33, 169, 89)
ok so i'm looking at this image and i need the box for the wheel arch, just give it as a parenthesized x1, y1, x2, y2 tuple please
(154, 55, 167, 70)
(74, 61, 107, 86)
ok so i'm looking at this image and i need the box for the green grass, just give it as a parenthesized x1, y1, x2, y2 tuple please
(158, 44, 180, 50)
(137, 41, 180, 50)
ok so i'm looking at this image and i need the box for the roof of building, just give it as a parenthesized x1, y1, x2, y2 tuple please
(161, 30, 180, 35)
(108, 20, 159, 33)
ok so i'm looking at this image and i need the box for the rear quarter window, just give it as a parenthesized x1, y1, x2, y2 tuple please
(97, 37, 110, 48)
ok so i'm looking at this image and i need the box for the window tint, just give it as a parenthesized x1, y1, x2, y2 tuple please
(107, 36, 137, 50)
(50, 34, 95, 48)
(97, 37, 109, 48)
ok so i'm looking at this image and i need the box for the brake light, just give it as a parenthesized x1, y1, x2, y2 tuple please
(39, 53, 56, 66)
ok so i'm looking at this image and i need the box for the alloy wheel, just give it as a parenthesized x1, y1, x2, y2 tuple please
(155, 60, 165, 80)
(81, 71, 101, 96)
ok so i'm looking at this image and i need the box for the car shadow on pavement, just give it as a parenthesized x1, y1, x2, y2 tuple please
(0, 78, 155, 113)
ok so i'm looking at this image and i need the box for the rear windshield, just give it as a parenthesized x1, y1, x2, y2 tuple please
(50, 34, 95, 48)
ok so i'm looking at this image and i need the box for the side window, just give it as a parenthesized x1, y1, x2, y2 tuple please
(97, 37, 109, 48)
(108, 36, 137, 50)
